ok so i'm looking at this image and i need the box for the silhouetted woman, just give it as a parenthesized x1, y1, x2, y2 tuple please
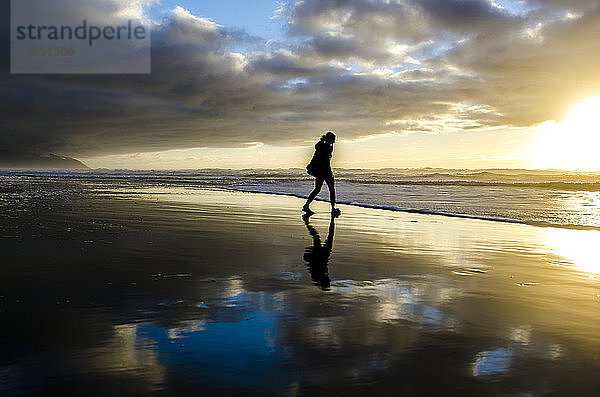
(303, 131, 340, 216)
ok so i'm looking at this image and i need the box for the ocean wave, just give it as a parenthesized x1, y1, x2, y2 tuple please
(226, 186, 600, 231)
(3, 169, 600, 230)
(334, 179, 600, 191)
(4, 169, 600, 191)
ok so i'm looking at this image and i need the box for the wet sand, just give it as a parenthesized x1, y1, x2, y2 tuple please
(1, 180, 600, 396)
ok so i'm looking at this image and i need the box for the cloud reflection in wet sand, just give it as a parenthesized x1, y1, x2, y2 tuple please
(2, 183, 600, 395)
(114, 271, 572, 391)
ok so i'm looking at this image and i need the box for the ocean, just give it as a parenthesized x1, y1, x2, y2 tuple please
(2, 168, 600, 230)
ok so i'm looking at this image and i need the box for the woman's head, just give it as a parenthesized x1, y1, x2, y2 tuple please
(321, 131, 336, 143)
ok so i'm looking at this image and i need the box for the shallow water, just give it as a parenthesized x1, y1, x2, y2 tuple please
(1, 178, 600, 395)
(4, 168, 600, 229)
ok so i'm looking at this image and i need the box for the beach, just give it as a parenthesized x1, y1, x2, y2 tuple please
(1, 178, 600, 396)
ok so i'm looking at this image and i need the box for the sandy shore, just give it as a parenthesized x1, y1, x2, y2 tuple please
(1, 181, 600, 395)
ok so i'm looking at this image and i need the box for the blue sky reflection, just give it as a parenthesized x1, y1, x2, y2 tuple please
(472, 348, 513, 377)
(133, 291, 298, 393)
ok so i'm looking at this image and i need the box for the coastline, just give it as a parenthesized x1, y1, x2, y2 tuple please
(226, 186, 600, 231)
(4, 168, 600, 230)
(1, 182, 600, 395)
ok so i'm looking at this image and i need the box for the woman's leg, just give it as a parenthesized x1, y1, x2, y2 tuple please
(325, 175, 336, 209)
(305, 176, 325, 208)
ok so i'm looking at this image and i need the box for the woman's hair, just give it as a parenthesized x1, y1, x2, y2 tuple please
(321, 131, 336, 142)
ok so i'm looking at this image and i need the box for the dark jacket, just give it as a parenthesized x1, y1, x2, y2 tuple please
(306, 140, 333, 177)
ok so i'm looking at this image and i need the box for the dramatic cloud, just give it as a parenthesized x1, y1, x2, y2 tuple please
(1, 0, 600, 158)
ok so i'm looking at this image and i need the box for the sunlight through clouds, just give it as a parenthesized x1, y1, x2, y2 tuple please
(532, 97, 600, 170)
(3, 0, 600, 168)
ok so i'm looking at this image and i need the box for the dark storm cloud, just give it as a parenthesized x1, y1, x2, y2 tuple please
(1, 0, 600, 157)
(244, 50, 338, 77)
(286, 0, 519, 39)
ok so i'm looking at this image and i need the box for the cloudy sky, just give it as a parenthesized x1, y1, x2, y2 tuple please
(3, 0, 600, 169)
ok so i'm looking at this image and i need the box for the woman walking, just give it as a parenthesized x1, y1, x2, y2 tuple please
(303, 131, 341, 217)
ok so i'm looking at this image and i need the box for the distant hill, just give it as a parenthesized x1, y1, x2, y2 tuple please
(0, 151, 89, 169)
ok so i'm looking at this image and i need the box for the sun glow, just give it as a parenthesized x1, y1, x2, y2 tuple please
(533, 97, 600, 170)
(544, 228, 600, 274)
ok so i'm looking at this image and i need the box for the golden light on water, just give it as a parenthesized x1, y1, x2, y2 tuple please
(533, 96, 600, 170)
(544, 228, 600, 274)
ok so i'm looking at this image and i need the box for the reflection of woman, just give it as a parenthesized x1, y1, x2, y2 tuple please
(303, 215, 335, 290)
(303, 131, 340, 216)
